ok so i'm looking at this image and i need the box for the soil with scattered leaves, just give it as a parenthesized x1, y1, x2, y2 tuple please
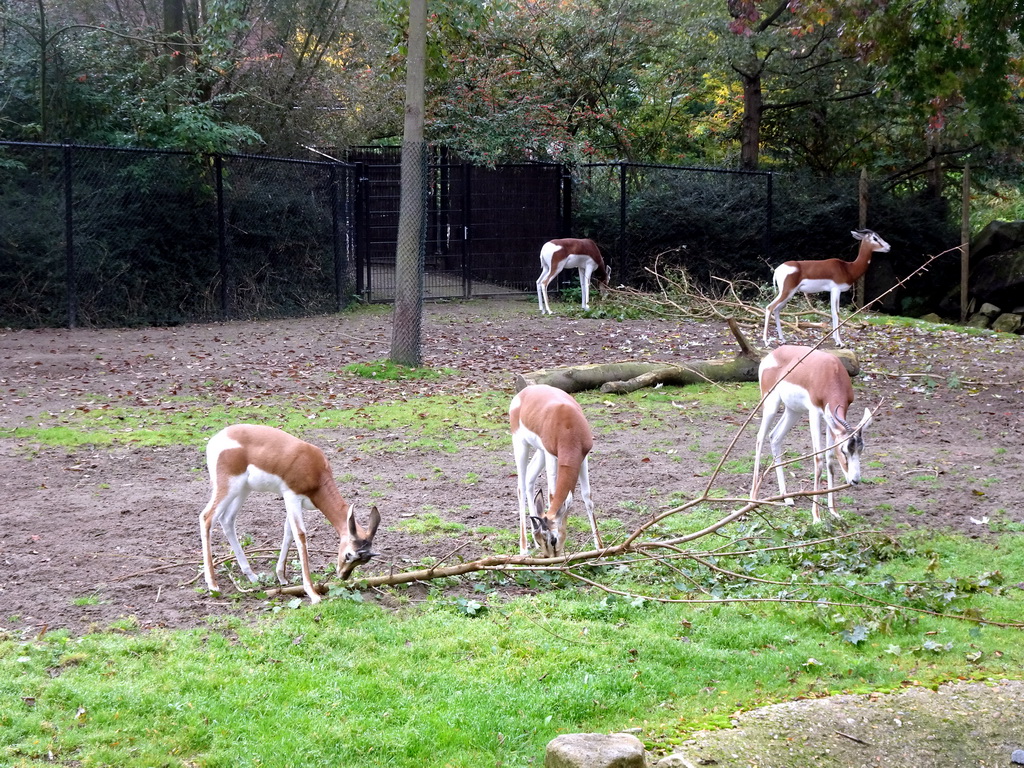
(1, 299, 1022, 635)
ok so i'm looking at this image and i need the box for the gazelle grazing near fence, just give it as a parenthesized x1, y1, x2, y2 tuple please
(751, 345, 873, 524)
(199, 424, 381, 604)
(536, 238, 611, 314)
(509, 384, 603, 557)
(763, 229, 891, 347)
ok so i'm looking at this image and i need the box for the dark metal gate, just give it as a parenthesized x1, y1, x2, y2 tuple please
(347, 147, 568, 303)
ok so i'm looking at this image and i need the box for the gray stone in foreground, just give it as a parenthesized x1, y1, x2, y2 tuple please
(546, 733, 647, 768)
(659, 679, 1024, 768)
(1011, 747, 1024, 764)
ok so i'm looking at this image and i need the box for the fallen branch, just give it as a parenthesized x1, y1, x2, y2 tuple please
(517, 318, 859, 395)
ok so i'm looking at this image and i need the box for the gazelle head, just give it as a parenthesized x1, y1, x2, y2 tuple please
(824, 406, 873, 485)
(337, 505, 381, 579)
(528, 488, 573, 557)
(851, 229, 891, 254)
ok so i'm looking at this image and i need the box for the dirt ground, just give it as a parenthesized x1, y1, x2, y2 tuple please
(1, 298, 1022, 637)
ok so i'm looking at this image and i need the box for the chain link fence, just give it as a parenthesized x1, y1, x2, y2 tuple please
(2, 140, 966, 328)
(0, 141, 357, 327)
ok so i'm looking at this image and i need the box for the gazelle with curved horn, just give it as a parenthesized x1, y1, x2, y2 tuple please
(199, 424, 381, 604)
(536, 238, 611, 314)
(509, 384, 603, 557)
(751, 345, 873, 524)
(763, 229, 891, 347)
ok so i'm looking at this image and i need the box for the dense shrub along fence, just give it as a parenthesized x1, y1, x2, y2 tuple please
(0, 142, 355, 327)
(0, 141, 570, 328)
(1, 141, 960, 328)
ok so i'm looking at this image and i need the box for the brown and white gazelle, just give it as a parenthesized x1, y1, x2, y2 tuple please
(509, 384, 603, 557)
(536, 238, 611, 314)
(763, 229, 891, 347)
(751, 345, 873, 524)
(199, 424, 380, 604)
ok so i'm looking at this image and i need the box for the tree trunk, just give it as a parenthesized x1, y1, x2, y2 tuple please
(390, 0, 428, 367)
(163, 0, 186, 77)
(739, 70, 762, 170)
(516, 320, 859, 394)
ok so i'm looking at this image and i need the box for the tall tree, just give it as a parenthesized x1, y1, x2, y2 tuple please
(390, 0, 427, 367)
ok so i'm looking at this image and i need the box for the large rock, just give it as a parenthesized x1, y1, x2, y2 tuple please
(969, 220, 1024, 311)
(546, 733, 647, 768)
(971, 248, 1024, 311)
(971, 219, 1024, 260)
(992, 312, 1023, 334)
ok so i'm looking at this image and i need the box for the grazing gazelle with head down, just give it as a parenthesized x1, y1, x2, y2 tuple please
(536, 238, 610, 315)
(751, 345, 873, 524)
(509, 384, 603, 557)
(199, 424, 380, 604)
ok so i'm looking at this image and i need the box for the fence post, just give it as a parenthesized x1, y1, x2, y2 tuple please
(461, 162, 472, 298)
(214, 154, 228, 319)
(330, 163, 346, 311)
(63, 142, 77, 328)
(855, 168, 869, 307)
(960, 162, 971, 321)
(618, 162, 628, 283)
(560, 163, 573, 237)
(353, 162, 369, 299)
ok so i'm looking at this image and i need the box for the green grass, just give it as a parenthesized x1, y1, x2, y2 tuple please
(2, 532, 1022, 768)
(3, 381, 759, 458)
(342, 359, 459, 380)
(3, 391, 511, 453)
(4, 369, 1023, 766)
(393, 511, 468, 537)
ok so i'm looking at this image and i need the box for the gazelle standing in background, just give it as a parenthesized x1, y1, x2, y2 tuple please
(536, 238, 611, 314)
(763, 229, 891, 347)
(751, 345, 873, 524)
(199, 424, 381, 604)
(509, 384, 603, 557)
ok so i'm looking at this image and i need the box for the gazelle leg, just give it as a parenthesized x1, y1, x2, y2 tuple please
(199, 497, 222, 591)
(275, 512, 294, 585)
(536, 267, 552, 314)
(829, 287, 843, 346)
(764, 292, 792, 345)
(768, 407, 800, 507)
(807, 411, 826, 524)
(752, 399, 780, 498)
(577, 457, 602, 549)
(513, 437, 534, 554)
(283, 493, 320, 604)
(579, 263, 596, 310)
(217, 489, 259, 582)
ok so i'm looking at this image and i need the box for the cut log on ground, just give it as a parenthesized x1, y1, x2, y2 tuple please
(515, 319, 859, 394)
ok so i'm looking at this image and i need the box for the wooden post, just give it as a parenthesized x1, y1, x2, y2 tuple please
(855, 168, 869, 307)
(960, 162, 971, 322)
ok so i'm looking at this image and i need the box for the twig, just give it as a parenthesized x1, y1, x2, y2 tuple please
(834, 730, 871, 746)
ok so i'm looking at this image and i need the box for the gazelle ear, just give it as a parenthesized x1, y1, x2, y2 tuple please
(851, 229, 865, 240)
(531, 486, 545, 511)
(528, 515, 545, 534)
(857, 408, 873, 432)
(367, 505, 381, 535)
